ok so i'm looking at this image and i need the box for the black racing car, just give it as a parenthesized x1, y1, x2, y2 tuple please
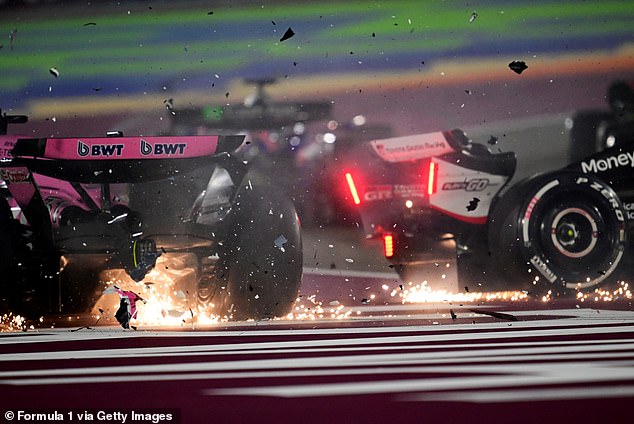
(567, 80, 634, 163)
(344, 128, 632, 295)
(0, 111, 302, 321)
(167, 78, 334, 227)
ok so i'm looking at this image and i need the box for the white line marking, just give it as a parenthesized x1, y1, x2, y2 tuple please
(2, 338, 634, 380)
(4, 352, 634, 386)
(0, 308, 632, 346)
(1, 324, 634, 362)
(206, 361, 634, 398)
(0, 336, 632, 362)
(408, 385, 634, 403)
(3, 351, 634, 386)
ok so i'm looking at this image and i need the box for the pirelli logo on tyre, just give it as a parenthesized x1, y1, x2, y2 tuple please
(577, 176, 625, 224)
(529, 255, 557, 283)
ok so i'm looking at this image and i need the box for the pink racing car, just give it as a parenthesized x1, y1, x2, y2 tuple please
(0, 110, 302, 320)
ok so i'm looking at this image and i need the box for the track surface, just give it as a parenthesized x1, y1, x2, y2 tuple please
(2, 300, 634, 424)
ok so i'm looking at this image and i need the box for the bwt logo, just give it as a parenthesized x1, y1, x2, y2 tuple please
(141, 139, 187, 156)
(78, 140, 124, 157)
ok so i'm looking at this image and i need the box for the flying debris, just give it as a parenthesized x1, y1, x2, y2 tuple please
(468, 308, 518, 321)
(105, 286, 146, 329)
(469, 10, 478, 23)
(274, 235, 288, 252)
(164, 98, 175, 115)
(9, 29, 17, 50)
(487, 135, 498, 145)
(83, 22, 97, 26)
(49, 67, 60, 78)
(508, 60, 528, 74)
(280, 27, 295, 42)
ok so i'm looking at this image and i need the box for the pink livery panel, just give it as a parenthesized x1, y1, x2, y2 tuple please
(43, 136, 220, 160)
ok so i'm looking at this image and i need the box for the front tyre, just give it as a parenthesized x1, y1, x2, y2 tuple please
(491, 172, 626, 293)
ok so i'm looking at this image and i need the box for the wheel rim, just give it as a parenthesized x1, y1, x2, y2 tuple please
(535, 199, 615, 287)
(549, 207, 598, 259)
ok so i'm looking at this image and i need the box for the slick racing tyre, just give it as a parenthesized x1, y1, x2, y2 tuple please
(0, 198, 16, 311)
(489, 172, 626, 294)
(210, 179, 302, 320)
(0, 197, 61, 316)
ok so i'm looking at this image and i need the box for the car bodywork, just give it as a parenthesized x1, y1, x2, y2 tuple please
(167, 78, 337, 226)
(345, 128, 631, 294)
(0, 111, 302, 320)
(567, 80, 634, 163)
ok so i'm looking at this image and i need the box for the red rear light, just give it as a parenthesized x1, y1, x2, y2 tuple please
(427, 161, 437, 195)
(383, 234, 394, 258)
(345, 172, 361, 205)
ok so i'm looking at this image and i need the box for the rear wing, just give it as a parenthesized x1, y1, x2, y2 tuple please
(368, 129, 469, 162)
(4, 134, 245, 183)
(0, 109, 28, 135)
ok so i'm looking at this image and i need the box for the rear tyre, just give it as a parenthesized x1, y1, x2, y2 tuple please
(0, 198, 16, 311)
(489, 172, 626, 295)
(0, 198, 61, 317)
(212, 180, 302, 320)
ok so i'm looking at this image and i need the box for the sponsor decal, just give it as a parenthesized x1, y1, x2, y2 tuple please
(375, 140, 447, 155)
(393, 184, 425, 197)
(0, 146, 13, 160)
(581, 151, 634, 173)
(442, 178, 490, 192)
(624, 202, 634, 220)
(364, 184, 425, 201)
(370, 132, 453, 162)
(141, 139, 187, 156)
(0, 168, 30, 183)
(364, 185, 393, 201)
(78, 140, 124, 157)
